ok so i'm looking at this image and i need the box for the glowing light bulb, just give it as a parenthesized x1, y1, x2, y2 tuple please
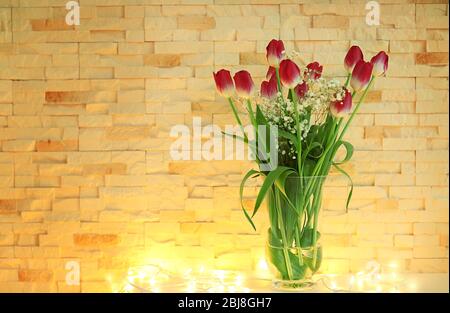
(357, 278, 364, 289)
(257, 258, 269, 271)
(389, 261, 398, 270)
(215, 270, 226, 281)
(138, 272, 146, 281)
(349, 275, 355, 285)
(408, 281, 417, 291)
(187, 280, 197, 293)
(235, 274, 244, 286)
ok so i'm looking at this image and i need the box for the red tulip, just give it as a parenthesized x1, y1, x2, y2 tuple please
(260, 76, 278, 100)
(279, 59, 301, 89)
(344, 46, 364, 73)
(294, 82, 308, 99)
(370, 51, 389, 77)
(305, 62, 323, 80)
(213, 69, 234, 97)
(266, 39, 285, 67)
(233, 70, 255, 98)
(266, 66, 276, 80)
(330, 88, 352, 117)
(350, 60, 373, 91)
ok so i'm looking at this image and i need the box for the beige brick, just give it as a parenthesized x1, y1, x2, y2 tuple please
(395, 235, 414, 248)
(0, 1, 448, 290)
(178, 16, 215, 30)
(313, 15, 349, 28)
(383, 138, 427, 151)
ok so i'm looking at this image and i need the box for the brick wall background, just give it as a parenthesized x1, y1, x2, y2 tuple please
(0, 0, 448, 292)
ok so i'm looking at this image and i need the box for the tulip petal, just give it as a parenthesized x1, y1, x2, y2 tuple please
(344, 46, 364, 73)
(233, 70, 255, 98)
(305, 62, 323, 80)
(350, 60, 373, 91)
(331, 88, 352, 117)
(213, 69, 234, 97)
(266, 39, 285, 67)
(370, 51, 389, 77)
(279, 59, 301, 89)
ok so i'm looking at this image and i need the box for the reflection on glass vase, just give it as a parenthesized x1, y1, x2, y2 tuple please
(265, 176, 326, 290)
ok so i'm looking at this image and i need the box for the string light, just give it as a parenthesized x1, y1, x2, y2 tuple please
(113, 259, 415, 293)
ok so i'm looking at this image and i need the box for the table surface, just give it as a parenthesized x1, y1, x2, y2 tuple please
(246, 273, 449, 293)
(125, 268, 449, 293)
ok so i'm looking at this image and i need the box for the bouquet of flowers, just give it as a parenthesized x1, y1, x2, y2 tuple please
(213, 40, 388, 287)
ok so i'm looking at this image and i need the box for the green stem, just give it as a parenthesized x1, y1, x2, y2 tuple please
(311, 185, 323, 269)
(246, 99, 256, 127)
(227, 97, 248, 141)
(344, 73, 351, 88)
(290, 89, 305, 267)
(338, 76, 375, 142)
(275, 189, 294, 281)
(294, 228, 304, 266)
(303, 77, 376, 199)
(290, 89, 302, 174)
(275, 67, 282, 93)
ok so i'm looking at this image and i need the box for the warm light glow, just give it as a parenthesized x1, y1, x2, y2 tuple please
(257, 258, 269, 271)
(408, 281, 417, 292)
(111, 259, 417, 293)
(116, 262, 255, 293)
(317, 259, 413, 293)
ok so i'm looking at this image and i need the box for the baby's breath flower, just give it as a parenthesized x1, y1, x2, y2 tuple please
(258, 75, 343, 160)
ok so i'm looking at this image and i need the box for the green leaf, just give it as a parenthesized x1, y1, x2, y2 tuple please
(332, 163, 354, 213)
(300, 228, 321, 248)
(303, 141, 324, 160)
(267, 228, 309, 280)
(239, 169, 261, 230)
(221, 131, 248, 144)
(302, 159, 316, 177)
(333, 140, 354, 165)
(304, 246, 322, 274)
(255, 104, 268, 126)
(255, 106, 273, 166)
(252, 166, 296, 218)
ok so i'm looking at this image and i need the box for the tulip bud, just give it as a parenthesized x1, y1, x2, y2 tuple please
(233, 70, 255, 99)
(330, 88, 352, 117)
(213, 69, 234, 97)
(370, 51, 389, 77)
(266, 39, 285, 67)
(294, 82, 308, 99)
(305, 62, 323, 80)
(344, 46, 364, 73)
(260, 76, 278, 100)
(279, 59, 301, 89)
(350, 60, 373, 91)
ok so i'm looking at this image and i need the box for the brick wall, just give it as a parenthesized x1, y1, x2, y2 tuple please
(0, 0, 448, 292)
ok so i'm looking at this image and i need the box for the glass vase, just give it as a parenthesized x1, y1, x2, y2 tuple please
(265, 175, 327, 290)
